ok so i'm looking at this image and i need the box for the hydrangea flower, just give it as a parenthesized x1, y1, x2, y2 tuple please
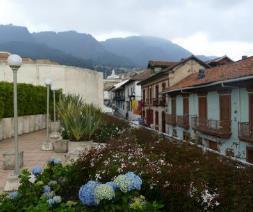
(79, 181, 100, 206)
(94, 184, 115, 204)
(53, 196, 62, 204)
(43, 191, 55, 199)
(32, 165, 43, 176)
(106, 181, 119, 190)
(47, 198, 55, 207)
(113, 174, 132, 193)
(8, 191, 19, 200)
(43, 185, 51, 193)
(125, 172, 142, 190)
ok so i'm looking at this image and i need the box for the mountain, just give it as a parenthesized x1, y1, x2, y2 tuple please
(102, 36, 192, 66)
(0, 41, 93, 68)
(0, 24, 215, 69)
(33, 31, 133, 67)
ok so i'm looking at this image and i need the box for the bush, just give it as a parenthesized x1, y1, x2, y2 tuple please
(0, 82, 61, 119)
(57, 95, 102, 141)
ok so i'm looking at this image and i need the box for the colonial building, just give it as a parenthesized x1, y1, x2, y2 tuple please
(111, 70, 151, 120)
(164, 56, 253, 163)
(139, 56, 209, 132)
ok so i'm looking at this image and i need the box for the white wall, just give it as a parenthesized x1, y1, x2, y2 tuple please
(0, 62, 104, 108)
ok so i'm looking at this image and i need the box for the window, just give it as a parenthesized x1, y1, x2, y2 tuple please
(155, 111, 159, 125)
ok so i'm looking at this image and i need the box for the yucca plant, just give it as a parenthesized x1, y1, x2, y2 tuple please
(57, 95, 102, 141)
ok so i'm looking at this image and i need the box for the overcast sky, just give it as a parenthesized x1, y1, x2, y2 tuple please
(0, 0, 252, 60)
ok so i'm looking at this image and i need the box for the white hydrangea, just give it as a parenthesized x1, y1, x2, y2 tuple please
(94, 184, 115, 204)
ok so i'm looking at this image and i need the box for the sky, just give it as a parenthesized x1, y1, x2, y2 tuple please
(0, 0, 252, 60)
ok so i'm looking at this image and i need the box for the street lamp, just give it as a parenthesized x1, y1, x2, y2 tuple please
(7, 54, 22, 175)
(41, 79, 53, 150)
(51, 85, 57, 122)
(3, 54, 22, 191)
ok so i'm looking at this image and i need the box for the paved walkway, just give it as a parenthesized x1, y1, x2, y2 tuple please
(0, 130, 65, 191)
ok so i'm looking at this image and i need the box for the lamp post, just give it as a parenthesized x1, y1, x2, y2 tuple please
(51, 85, 57, 122)
(4, 54, 22, 192)
(7, 54, 22, 176)
(41, 79, 53, 150)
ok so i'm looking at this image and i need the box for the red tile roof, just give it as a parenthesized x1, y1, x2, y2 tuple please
(148, 60, 177, 68)
(166, 56, 253, 92)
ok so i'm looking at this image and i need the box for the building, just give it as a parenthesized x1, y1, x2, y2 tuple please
(207, 55, 234, 67)
(139, 56, 209, 132)
(0, 52, 103, 108)
(164, 56, 253, 163)
(110, 70, 151, 120)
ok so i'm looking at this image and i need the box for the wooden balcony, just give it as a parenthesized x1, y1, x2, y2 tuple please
(239, 122, 253, 143)
(191, 116, 231, 138)
(177, 115, 189, 129)
(166, 114, 176, 126)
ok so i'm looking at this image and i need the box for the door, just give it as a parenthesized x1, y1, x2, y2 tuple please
(249, 94, 253, 136)
(198, 95, 207, 127)
(183, 96, 189, 126)
(219, 94, 231, 130)
(162, 111, 166, 133)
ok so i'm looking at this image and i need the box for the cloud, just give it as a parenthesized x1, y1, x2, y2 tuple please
(0, 0, 252, 58)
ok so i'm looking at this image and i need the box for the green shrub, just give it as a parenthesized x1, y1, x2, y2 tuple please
(57, 95, 102, 141)
(0, 82, 61, 119)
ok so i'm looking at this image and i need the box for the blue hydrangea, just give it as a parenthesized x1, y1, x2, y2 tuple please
(43, 185, 51, 193)
(8, 191, 19, 200)
(106, 181, 119, 190)
(53, 196, 62, 204)
(114, 174, 132, 193)
(114, 172, 142, 192)
(94, 184, 115, 204)
(125, 172, 142, 190)
(32, 165, 42, 176)
(79, 181, 100, 206)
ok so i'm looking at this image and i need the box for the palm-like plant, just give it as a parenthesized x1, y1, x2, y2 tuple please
(57, 95, 102, 141)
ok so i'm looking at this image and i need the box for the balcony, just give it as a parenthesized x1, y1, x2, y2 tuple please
(191, 116, 231, 138)
(152, 98, 166, 107)
(239, 122, 253, 143)
(114, 96, 125, 101)
(144, 98, 151, 106)
(166, 114, 176, 126)
(177, 115, 189, 129)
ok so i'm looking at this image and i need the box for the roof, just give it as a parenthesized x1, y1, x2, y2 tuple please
(139, 55, 209, 86)
(206, 55, 234, 67)
(111, 80, 130, 91)
(130, 69, 152, 81)
(165, 56, 253, 93)
(163, 55, 210, 71)
(147, 60, 177, 69)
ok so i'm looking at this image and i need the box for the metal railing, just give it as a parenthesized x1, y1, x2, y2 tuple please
(191, 116, 231, 138)
(239, 122, 253, 143)
(166, 114, 177, 125)
(177, 115, 189, 129)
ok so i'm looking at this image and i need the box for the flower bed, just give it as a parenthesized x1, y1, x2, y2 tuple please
(1, 115, 253, 211)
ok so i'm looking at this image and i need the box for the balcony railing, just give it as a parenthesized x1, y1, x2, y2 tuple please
(177, 115, 189, 129)
(152, 98, 166, 107)
(239, 122, 253, 143)
(191, 116, 231, 138)
(166, 114, 176, 126)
